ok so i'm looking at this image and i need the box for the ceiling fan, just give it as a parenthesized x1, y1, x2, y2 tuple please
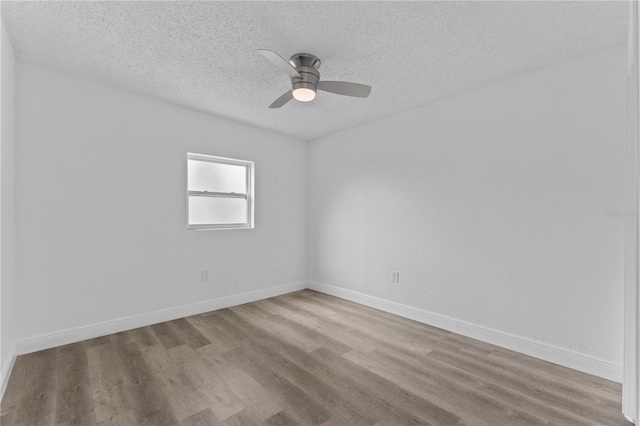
(257, 50, 372, 108)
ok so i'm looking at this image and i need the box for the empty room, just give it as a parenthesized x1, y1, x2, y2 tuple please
(1, 1, 640, 425)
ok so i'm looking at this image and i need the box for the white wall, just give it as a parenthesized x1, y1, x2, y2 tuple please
(1, 19, 17, 394)
(15, 62, 307, 342)
(308, 45, 628, 366)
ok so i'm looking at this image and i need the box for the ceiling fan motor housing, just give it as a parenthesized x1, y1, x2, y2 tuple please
(289, 53, 321, 92)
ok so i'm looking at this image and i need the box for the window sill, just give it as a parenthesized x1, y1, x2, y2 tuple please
(187, 224, 254, 231)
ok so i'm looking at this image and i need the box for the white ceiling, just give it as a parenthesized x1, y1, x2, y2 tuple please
(1, 1, 628, 141)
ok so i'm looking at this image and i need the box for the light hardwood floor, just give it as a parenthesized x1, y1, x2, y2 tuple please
(0, 290, 631, 425)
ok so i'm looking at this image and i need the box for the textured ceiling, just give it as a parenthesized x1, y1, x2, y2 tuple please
(1, 1, 628, 141)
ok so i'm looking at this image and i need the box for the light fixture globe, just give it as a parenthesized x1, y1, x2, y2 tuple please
(292, 86, 316, 102)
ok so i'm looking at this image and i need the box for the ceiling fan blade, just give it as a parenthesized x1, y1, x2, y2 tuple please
(318, 81, 371, 98)
(269, 90, 293, 108)
(258, 49, 301, 78)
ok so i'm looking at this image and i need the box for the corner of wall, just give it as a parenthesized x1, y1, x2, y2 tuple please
(1, 16, 19, 402)
(0, 342, 16, 400)
(305, 139, 311, 283)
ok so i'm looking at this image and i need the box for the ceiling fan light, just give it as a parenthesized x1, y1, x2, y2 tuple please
(292, 87, 316, 102)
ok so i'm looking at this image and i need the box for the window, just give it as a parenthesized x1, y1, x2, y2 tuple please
(187, 153, 254, 230)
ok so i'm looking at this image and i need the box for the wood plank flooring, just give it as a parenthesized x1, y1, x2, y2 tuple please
(0, 290, 631, 425)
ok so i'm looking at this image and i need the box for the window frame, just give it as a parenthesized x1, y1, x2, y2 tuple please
(186, 152, 255, 231)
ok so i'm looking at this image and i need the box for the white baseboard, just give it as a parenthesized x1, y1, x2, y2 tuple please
(1, 342, 17, 400)
(16, 281, 307, 355)
(12, 279, 623, 385)
(307, 281, 623, 383)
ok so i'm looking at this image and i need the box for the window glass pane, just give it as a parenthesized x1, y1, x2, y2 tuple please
(188, 159, 247, 193)
(188, 196, 248, 225)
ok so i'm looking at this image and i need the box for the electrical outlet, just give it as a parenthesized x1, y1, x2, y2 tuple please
(201, 271, 209, 281)
(392, 271, 399, 283)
